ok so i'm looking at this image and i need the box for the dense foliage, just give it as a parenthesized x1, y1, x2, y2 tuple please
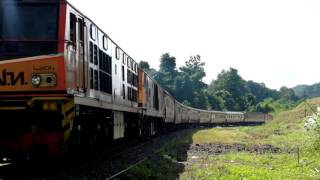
(293, 83, 320, 99)
(139, 53, 314, 112)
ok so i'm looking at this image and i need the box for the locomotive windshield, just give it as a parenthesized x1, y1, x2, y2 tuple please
(0, 3, 59, 60)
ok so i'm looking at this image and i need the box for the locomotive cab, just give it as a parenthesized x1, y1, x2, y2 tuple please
(0, 0, 70, 159)
(0, 0, 61, 61)
(0, 0, 67, 93)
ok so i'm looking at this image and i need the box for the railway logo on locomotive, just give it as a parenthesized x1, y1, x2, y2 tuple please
(0, 56, 65, 92)
(0, 69, 26, 86)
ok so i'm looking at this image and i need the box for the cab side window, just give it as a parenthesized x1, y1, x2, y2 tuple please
(69, 13, 77, 43)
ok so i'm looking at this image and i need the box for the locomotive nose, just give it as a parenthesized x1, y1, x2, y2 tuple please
(0, 55, 66, 94)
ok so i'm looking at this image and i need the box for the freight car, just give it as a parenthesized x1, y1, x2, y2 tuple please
(0, 0, 268, 160)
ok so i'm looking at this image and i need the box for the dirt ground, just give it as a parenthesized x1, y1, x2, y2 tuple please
(179, 143, 296, 158)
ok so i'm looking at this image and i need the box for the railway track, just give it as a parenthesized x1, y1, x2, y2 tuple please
(0, 128, 195, 180)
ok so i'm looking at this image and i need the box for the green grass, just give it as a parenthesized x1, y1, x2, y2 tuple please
(181, 152, 320, 180)
(181, 97, 320, 179)
(192, 98, 320, 149)
(123, 155, 184, 180)
(121, 130, 195, 179)
(192, 128, 255, 145)
(122, 97, 320, 179)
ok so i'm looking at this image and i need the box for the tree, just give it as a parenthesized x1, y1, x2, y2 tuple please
(208, 67, 248, 110)
(174, 55, 208, 108)
(256, 102, 274, 113)
(139, 61, 150, 70)
(139, 61, 157, 77)
(214, 90, 238, 110)
(179, 55, 207, 92)
(154, 53, 178, 94)
(246, 80, 280, 102)
(141, 53, 299, 113)
(159, 53, 177, 74)
(180, 55, 206, 85)
(243, 93, 257, 112)
(207, 93, 223, 110)
(279, 86, 298, 102)
(174, 72, 194, 103)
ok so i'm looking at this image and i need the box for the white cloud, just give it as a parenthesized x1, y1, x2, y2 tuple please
(68, 0, 320, 89)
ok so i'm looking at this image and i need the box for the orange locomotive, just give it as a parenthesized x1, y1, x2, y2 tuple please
(0, 0, 156, 159)
(0, 0, 73, 158)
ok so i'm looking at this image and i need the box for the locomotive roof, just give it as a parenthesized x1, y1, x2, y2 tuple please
(64, 0, 138, 70)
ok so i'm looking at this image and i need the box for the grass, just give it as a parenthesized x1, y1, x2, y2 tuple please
(181, 152, 320, 180)
(122, 155, 184, 180)
(122, 97, 320, 179)
(120, 129, 195, 180)
(192, 128, 254, 145)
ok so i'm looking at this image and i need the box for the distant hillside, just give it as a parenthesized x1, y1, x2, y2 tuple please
(293, 83, 320, 98)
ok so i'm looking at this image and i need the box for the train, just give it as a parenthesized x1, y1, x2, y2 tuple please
(0, 0, 271, 160)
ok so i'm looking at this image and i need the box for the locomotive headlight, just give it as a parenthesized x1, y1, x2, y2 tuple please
(44, 74, 57, 86)
(31, 74, 56, 87)
(31, 75, 41, 86)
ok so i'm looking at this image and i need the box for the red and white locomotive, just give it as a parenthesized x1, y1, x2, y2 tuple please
(0, 0, 268, 159)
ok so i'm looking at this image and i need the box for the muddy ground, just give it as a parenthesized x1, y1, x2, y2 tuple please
(177, 143, 296, 160)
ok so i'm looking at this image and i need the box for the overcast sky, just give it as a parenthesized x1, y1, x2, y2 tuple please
(68, 0, 320, 90)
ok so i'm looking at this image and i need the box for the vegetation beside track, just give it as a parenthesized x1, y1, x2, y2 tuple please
(122, 97, 320, 179)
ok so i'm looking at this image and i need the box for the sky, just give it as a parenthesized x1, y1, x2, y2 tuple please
(68, 0, 320, 90)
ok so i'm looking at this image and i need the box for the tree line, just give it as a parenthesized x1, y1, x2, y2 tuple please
(293, 83, 320, 99)
(139, 53, 303, 113)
